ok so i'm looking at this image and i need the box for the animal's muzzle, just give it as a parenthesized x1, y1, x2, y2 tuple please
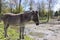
(36, 22, 39, 25)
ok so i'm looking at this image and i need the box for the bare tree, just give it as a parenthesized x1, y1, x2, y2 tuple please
(0, 0, 2, 13)
(13, 0, 19, 13)
(9, 0, 13, 13)
(23, 0, 28, 11)
(47, 0, 54, 22)
(9, 0, 21, 13)
(29, 0, 34, 11)
(19, 0, 21, 13)
(9, 0, 16, 13)
(41, 0, 46, 17)
(37, 1, 41, 17)
(37, 0, 46, 17)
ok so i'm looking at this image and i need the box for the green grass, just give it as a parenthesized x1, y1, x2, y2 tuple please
(0, 22, 33, 40)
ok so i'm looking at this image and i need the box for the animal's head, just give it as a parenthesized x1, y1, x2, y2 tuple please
(31, 11, 39, 25)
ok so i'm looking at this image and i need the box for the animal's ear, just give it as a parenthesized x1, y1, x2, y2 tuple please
(31, 11, 34, 15)
(32, 11, 34, 13)
(36, 11, 38, 13)
(32, 11, 34, 14)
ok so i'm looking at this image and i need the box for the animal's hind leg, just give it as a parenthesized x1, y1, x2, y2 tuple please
(4, 24, 9, 38)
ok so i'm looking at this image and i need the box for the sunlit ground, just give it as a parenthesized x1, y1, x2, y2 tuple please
(0, 22, 33, 40)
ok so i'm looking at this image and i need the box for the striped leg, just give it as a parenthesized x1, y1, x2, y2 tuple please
(4, 24, 9, 38)
(19, 24, 25, 40)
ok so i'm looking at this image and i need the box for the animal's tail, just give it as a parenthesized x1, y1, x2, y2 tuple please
(0, 14, 4, 22)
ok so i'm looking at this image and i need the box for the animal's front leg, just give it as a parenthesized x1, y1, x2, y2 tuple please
(4, 24, 9, 38)
(19, 24, 25, 40)
(21, 27, 25, 39)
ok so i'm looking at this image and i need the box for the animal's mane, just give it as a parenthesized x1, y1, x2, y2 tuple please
(3, 13, 21, 16)
(3, 11, 32, 16)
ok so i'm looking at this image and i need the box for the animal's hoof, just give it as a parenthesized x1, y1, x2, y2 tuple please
(17, 39, 24, 40)
(17, 39, 19, 40)
(4, 34, 8, 38)
(5, 37, 11, 40)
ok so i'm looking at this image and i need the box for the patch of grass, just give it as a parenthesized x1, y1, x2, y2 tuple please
(0, 22, 33, 40)
(25, 35, 33, 40)
(39, 17, 47, 20)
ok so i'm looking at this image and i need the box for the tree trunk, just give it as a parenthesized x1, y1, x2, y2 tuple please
(47, 12, 49, 22)
(29, 0, 33, 11)
(0, 0, 2, 13)
(47, 0, 52, 22)
(10, 0, 13, 13)
(19, 0, 21, 13)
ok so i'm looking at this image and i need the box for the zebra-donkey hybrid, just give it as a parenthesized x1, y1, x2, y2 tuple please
(0, 11, 39, 40)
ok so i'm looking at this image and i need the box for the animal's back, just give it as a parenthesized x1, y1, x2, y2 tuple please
(2, 12, 32, 26)
(2, 13, 21, 26)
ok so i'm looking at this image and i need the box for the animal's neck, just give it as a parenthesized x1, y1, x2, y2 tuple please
(30, 14, 33, 21)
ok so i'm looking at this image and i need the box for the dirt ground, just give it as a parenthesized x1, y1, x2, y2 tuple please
(25, 22, 60, 40)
